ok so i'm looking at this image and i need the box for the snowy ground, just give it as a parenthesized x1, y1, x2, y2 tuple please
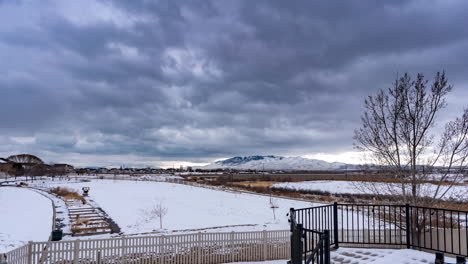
(27, 179, 319, 235)
(223, 248, 455, 264)
(272, 180, 468, 201)
(2, 177, 399, 243)
(1, 177, 463, 263)
(0, 187, 53, 252)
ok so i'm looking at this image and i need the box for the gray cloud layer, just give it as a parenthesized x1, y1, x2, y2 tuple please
(1, 0, 467, 166)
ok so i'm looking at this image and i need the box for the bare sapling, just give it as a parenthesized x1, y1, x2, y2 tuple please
(143, 200, 169, 230)
(269, 194, 279, 220)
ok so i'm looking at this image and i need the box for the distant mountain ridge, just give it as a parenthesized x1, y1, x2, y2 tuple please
(201, 155, 354, 171)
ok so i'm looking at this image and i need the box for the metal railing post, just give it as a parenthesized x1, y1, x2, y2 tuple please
(324, 230, 331, 264)
(435, 252, 444, 264)
(333, 202, 339, 249)
(289, 208, 295, 232)
(457, 256, 467, 264)
(290, 224, 303, 264)
(405, 204, 411, 249)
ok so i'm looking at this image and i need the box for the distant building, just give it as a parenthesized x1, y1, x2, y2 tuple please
(52, 164, 75, 173)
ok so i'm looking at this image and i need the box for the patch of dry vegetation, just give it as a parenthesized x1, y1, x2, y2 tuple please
(232, 181, 277, 188)
(192, 176, 468, 211)
(50, 187, 86, 204)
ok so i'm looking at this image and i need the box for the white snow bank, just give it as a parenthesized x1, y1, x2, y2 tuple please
(272, 180, 468, 201)
(0, 187, 53, 252)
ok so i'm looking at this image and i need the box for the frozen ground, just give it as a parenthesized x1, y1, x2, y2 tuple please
(34, 179, 319, 234)
(0, 187, 53, 252)
(273, 180, 468, 201)
(224, 248, 455, 264)
(3, 177, 397, 241)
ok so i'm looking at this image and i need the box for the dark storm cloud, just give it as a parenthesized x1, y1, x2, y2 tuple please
(1, 0, 468, 166)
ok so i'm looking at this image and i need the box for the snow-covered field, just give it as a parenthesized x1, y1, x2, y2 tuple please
(1, 176, 415, 246)
(32, 179, 318, 235)
(0, 187, 53, 252)
(1, 176, 463, 263)
(272, 180, 468, 201)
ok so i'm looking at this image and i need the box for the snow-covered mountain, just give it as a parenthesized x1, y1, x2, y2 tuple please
(201, 155, 351, 171)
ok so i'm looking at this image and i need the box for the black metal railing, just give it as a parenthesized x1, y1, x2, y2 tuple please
(302, 228, 330, 264)
(289, 211, 331, 264)
(289, 203, 468, 264)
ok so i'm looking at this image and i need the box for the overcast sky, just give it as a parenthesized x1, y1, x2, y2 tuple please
(1, 0, 467, 168)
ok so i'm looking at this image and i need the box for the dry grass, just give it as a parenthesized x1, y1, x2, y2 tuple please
(199, 177, 467, 211)
(50, 187, 86, 204)
(233, 181, 277, 188)
(198, 173, 465, 186)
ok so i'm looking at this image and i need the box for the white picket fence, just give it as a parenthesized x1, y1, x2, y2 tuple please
(2, 230, 290, 264)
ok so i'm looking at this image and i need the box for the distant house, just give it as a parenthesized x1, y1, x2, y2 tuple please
(52, 164, 75, 173)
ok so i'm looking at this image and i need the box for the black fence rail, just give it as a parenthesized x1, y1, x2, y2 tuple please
(302, 228, 330, 264)
(289, 209, 331, 264)
(335, 203, 409, 246)
(289, 203, 468, 264)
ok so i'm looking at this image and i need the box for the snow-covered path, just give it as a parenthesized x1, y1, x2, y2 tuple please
(0, 187, 53, 252)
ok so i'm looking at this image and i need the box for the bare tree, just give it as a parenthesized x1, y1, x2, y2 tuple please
(139, 199, 169, 230)
(354, 72, 468, 206)
(143, 200, 169, 229)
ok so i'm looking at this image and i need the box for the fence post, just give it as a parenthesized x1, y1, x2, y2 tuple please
(405, 204, 411, 249)
(73, 240, 79, 264)
(289, 208, 295, 232)
(230, 231, 235, 263)
(290, 224, 302, 264)
(122, 236, 127, 262)
(262, 230, 268, 261)
(27, 242, 33, 264)
(197, 232, 202, 264)
(333, 202, 339, 249)
(457, 256, 466, 264)
(324, 230, 331, 264)
(161, 235, 166, 264)
(435, 252, 444, 264)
